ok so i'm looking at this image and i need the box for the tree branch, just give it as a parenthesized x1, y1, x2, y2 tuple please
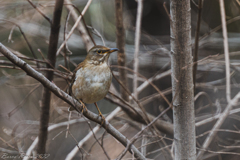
(27, 0, 52, 24)
(193, 0, 203, 91)
(0, 43, 146, 160)
(37, 0, 64, 157)
(133, 0, 143, 99)
(115, 0, 129, 101)
(64, 0, 94, 50)
(105, 94, 173, 136)
(197, 0, 233, 159)
(56, 0, 92, 56)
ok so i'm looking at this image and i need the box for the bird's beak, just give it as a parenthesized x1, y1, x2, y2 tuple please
(109, 48, 119, 53)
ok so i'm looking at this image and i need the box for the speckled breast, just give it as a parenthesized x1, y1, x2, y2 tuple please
(72, 62, 112, 104)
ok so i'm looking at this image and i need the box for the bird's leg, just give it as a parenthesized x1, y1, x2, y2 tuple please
(79, 100, 87, 113)
(94, 102, 105, 125)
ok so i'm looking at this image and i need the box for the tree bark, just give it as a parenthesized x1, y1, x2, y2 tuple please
(170, 0, 196, 159)
(37, 0, 64, 157)
(115, 0, 129, 101)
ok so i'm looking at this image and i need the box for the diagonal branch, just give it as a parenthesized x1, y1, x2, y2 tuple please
(196, 92, 240, 159)
(0, 19, 40, 67)
(64, 0, 94, 50)
(0, 42, 146, 160)
(27, 0, 52, 24)
(56, 0, 92, 55)
(65, 107, 122, 160)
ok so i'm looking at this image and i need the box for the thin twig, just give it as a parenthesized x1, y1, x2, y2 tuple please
(64, 0, 96, 48)
(87, 26, 105, 46)
(133, 0, 143, 99)
(137, 69, 171, 93)
(65, 107, 122, 160)
(27, 0, 52, 24)
(193, 0, 203, 91)
(112, 72, 151, 125)
(117, 106, 171, 159)
(111, 65, 171, 106)
(56, 0, 93, 55)
(194, 91, 213, 107)
(219, 0, 231, 102)
(105, 94, 173, 135)
(108, 91, 142, 119)
(0, 137, 18, 151)
(87, 121, 110, 160)
(163, 2, 171, 19)
(7, 84, 41, 117)
(196, 107, 240, 127)
(23, 119, 87, 160)
(199, 15, 240, 41)
(0, 19, 40, 68)
(67, 131, 85, 157)
(8, 25, 16, 43)
(196, 92, 240, 159)
(63, 11, 72, 69)
(37, 49, 54, 68)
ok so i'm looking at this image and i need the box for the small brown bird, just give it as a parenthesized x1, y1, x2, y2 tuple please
(69, 45, 118, 122)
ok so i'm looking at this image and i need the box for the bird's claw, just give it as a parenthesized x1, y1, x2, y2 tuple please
(78, 100, 87, 113)
(99, 113, 105, 126)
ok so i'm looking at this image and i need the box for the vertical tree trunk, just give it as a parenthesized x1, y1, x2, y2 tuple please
(115, 0, 129, 101)
(170, 0, 196, 159)
(37, 0, 64, 157)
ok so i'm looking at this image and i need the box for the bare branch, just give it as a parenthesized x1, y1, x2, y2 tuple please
(23, 119, 86, 160)
(133, 0, 143, 99)
(117, 106, 171, 159)
(66, 107, 122, 160)
(7, 84, 41, 117)
(26, 0, 52, 24)
(105, 94, 173, 136)
(0, 42, 146, 160)
(196, 1, 235, 158)
(219, 0, 231, 102)
(37, 0, 64, 157)
(196, 93, 240, 159)
(193, 0, 203, 90)
(0, 19, 40, 67)
(115, 0, 129, 101)
(56, 0, 92, 55)
(64, 0, 94, 50)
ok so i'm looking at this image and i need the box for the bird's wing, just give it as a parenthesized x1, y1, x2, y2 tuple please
(69, 61, 85, 96)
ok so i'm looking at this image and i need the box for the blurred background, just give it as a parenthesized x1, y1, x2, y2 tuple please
(1, 0, 240, 159)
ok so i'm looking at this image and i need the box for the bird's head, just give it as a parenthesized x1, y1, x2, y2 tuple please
(86, 45, 118, 64)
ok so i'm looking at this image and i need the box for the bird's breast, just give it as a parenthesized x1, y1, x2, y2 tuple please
(72, 63, 112, 104)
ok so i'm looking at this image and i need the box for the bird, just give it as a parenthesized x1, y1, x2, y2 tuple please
(69, 45, 118, 123)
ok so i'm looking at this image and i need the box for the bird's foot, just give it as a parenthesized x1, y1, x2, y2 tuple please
(79, 100, 87, 113)
(99, 113, 105, 126)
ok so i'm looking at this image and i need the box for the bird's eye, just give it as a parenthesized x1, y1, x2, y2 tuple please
(97, 50, 102, 54)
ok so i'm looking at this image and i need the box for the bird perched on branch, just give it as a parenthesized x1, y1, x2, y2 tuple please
(69, 45, 118, 123)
